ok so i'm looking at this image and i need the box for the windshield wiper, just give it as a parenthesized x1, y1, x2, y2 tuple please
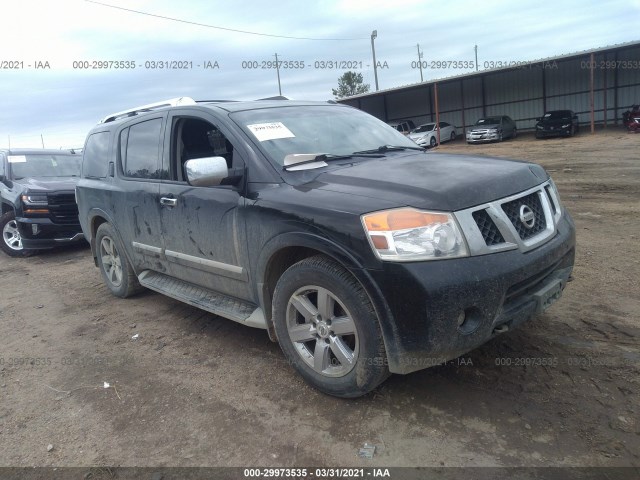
(283, 152, 383, 171)
(352, 144, 426, 154)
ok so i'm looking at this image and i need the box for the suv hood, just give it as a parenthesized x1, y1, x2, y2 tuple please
(311, 152, 548, 212)
(14, 176, 79, 192)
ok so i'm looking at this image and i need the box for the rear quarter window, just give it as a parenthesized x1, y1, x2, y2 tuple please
(83, 131, 110, 178)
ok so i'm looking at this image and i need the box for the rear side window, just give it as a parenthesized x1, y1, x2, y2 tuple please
(122, 118, 164, 179)
(83, 132, 110, 178)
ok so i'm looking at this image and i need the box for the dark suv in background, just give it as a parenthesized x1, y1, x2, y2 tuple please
(76, 97, 575, 398)
(0, 149, 84, 256)
(535, 110, 579, 138)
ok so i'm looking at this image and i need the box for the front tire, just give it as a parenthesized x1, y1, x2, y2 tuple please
(95, 223, 142, 298)
(450, 131, 456, 142)
(272, 256, 389, 398)
(1, 211, 28, 257)
(429, 136, 437, 148)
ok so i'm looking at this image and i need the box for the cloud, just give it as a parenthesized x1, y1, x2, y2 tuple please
(0, 0, 638, 148)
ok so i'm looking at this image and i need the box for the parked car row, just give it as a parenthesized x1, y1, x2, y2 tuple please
(393, 110, 580, 148)
(2, 98, 575, 399)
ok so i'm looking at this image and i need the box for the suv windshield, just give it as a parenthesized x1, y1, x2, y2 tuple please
(476, 117, 501, 125)
(9, 154, 81, 179)
(231, 106, 418, 166)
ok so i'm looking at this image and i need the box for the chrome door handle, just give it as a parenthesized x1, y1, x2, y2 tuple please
(160, 197, 177, 207)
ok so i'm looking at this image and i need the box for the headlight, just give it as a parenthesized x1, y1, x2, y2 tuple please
(488, 128, 498, 133)
(21, 193, 48, 206)
(561, 123, 570, 128)
(362, 208, 469, 261)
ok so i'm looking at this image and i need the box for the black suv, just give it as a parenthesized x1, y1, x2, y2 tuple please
(535, 110, 579, 138)
(0, 149, 84, 257)
(77, 97, 575, 397)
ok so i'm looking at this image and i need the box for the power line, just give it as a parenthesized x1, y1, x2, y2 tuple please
(84, 0, 367, 41)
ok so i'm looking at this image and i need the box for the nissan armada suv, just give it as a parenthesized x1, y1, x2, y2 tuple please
(1, 149, 84, 256)
(76, 97, 575, 398)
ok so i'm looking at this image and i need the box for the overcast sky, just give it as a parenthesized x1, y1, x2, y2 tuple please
(0, 0, 639, 149)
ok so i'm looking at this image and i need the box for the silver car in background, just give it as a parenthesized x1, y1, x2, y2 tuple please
(466, 116, 517, 143)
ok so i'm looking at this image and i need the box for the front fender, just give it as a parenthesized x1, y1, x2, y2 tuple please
(255, 231, 402, 371)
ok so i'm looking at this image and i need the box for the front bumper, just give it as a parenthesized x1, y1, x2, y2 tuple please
(366, 212, 575, 374)
(466, 132, 500, 143)
(535, 127, 571, 137)
(16, 217, 85, 250)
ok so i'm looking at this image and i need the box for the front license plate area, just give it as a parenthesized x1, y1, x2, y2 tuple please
(533, 279, 564, 313)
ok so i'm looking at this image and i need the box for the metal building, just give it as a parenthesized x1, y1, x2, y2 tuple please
(338, 40, 640, 135)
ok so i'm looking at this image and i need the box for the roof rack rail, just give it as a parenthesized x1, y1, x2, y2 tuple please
(100, 97, 196, 123)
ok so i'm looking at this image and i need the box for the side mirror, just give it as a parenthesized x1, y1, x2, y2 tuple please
(185, 156, 229, 187)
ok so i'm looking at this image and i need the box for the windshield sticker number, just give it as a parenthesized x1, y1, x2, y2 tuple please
(7, 155, 27, 163)
(247, 122, 295, 142)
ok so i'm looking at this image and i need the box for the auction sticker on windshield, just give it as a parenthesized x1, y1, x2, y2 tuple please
(247, 122, 295, 142)
(7, 155, 27, 163)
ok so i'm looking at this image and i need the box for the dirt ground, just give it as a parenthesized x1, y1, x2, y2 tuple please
(0, 128, 638, 469)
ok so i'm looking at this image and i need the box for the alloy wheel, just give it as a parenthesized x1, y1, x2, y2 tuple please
(286, 285, 359, 377)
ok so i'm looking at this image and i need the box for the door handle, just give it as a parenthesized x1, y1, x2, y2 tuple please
(160, 197, 177, 207)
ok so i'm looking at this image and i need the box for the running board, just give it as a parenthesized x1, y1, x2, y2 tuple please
(138, 271, 266, 329)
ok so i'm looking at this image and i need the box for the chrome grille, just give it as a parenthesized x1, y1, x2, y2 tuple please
(455, 181, 558, 256)
(501, 192, 546, 240)
(472, 209, 504, 246)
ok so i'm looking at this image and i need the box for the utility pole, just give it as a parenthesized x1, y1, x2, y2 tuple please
(41, 134, 45, 148)
(417, 43, 424, 82)
(474, 45, 479, 71)
(274, 53, 282, 96)
(371, 30, 379, 91)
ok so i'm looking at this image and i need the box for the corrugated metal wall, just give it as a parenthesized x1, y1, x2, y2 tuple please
(341, 43, 640, 134)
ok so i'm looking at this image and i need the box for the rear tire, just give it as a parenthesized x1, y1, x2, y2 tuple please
(272, 256, 389, 398)
(1, 211, 29, 257)
(95, 223, 142, 298)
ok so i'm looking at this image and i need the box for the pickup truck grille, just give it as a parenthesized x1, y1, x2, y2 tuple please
(47, 193, 79, 224)
(501, 191, 546, 240)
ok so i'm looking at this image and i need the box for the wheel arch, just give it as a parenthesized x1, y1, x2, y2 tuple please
(256, 232, 400, 371)
(87, 209, 123, 267)
(1, 202, 14, 215)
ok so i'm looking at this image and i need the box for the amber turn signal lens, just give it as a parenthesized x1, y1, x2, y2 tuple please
(370, 235, 389, 250)
(364, 209, 449, 231)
